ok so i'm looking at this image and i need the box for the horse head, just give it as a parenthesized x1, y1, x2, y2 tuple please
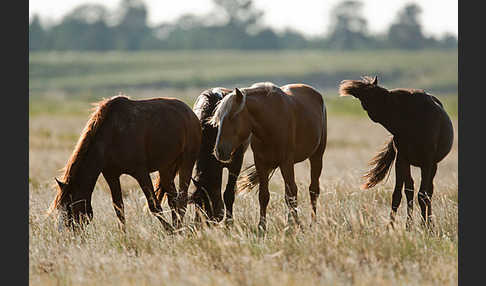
(339, 76, 389, 122)
(54, 177, 93, 231)
(210, 88, 252, 163)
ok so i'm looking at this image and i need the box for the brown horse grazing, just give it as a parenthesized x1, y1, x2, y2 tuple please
(339, 76, 454, 228)
(191, 88, 249, 223)
(48, 95, 201, 231)
(209, 82, 327, 230)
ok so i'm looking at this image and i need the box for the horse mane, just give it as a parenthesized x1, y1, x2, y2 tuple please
(339, 76, 381, 97)
(208, 82, 282, 127)
(193, 87, 231, 122)
(340, 77, 436, 105)
(48, 94, 130, 213)
(208, 91, 238, 127)
(247, 82, 282, 95)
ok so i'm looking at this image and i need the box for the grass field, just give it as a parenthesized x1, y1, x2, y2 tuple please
(29, 90, 458, 285)
(29, 50, 458, 95)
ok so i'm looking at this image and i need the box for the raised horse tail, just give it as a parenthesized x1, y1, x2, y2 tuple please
(361, 137, 396, 190)
(236, 164, 277, 193)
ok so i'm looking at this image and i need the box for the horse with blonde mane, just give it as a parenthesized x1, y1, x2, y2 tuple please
(209, 82, 327, 230)
(49, 95, 201, 232)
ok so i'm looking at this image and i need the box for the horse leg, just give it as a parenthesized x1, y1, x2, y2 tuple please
(280, 162, 301, 228)
(223, 149, 244, 225)
(103, 172, 125, 232)
(165, 180, 180, 228)
(154, 172, 166, 206)
(156, 167, 179, 228)
(133, 171, 173, 232)
(403, 164, 415, 230)
(418, 162, 436, 227)
(255, 160, 271, 231)
(191, 182, 211, 226)
(425, 163, 437, 227)
(390, 156, 406, 228)
(309, 144, 325, 225)
(175, 162, 193, 229)
(192, 188, 204, 225)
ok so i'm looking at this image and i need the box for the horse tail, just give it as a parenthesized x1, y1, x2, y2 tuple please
(361, 137, 396, 190)
(237, 164, 277, 193)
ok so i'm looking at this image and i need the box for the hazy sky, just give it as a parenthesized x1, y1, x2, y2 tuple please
(29, 0, 458, 37)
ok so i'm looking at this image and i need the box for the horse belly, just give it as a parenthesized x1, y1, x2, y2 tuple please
(145, 127, 185, 171)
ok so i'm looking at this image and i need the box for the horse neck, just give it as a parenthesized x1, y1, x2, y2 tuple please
(65, 144, 104, 201)
(194, 151, 223, 189)
(370, 96, 401, 135)
(245, 94, 276, 142)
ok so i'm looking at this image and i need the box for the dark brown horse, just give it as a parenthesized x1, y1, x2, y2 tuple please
(339, 76, 454, 227)
(48, 95, 201, 231)
(191, 88, 249, 223)
(209, 82, 327, 230)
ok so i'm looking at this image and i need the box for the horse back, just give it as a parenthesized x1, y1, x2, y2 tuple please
(280, 84, 323, 114)
(101, 97, 201, 172)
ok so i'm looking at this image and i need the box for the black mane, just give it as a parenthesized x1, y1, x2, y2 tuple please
(193, 88, 232, 123)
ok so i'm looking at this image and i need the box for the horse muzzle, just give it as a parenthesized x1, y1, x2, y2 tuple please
(215, 144, 232, 163)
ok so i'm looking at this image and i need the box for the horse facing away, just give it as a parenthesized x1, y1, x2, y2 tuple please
(339, 76, 454, 228)
(209, 82, 327, 231)
(191, 87, 250, 223)
(48, 95, 201, 231)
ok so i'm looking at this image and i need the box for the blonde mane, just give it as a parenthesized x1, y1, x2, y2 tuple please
(208, 89, 241, 127)
(249, 82, 280, 95)
(208, 82, 281, 127)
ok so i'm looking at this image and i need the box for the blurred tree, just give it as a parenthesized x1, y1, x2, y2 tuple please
(387, 3, 427, 49)
(28, 0, 456, 51)
(213, 0, 264, 33)
(277, 29, 308, 49)
(326, 1, 371, 50)
(49, 4, 113, 50)
(439, 33, 458, 49)
(29, 15, 48, 50)
(246, 28, 280, 49)
(112, 0, 154, 50)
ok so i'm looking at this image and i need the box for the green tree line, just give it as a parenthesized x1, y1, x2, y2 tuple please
(29, 0, 457, 51)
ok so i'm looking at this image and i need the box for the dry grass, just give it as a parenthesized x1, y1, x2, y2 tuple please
(29, 99, 458, 286)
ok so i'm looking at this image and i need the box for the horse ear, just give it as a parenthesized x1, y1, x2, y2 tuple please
(55, 177, 66, 189)
(234, 88, 246, 110)
(235, 88, 243, 99)
(372, 76, 378, 85)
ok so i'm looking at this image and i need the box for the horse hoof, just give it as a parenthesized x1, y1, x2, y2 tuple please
(224, 218, 234, 227)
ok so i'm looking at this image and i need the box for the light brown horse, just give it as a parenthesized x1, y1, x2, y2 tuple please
(48, 95, 201, 232)
(209, 82, 327, 230)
